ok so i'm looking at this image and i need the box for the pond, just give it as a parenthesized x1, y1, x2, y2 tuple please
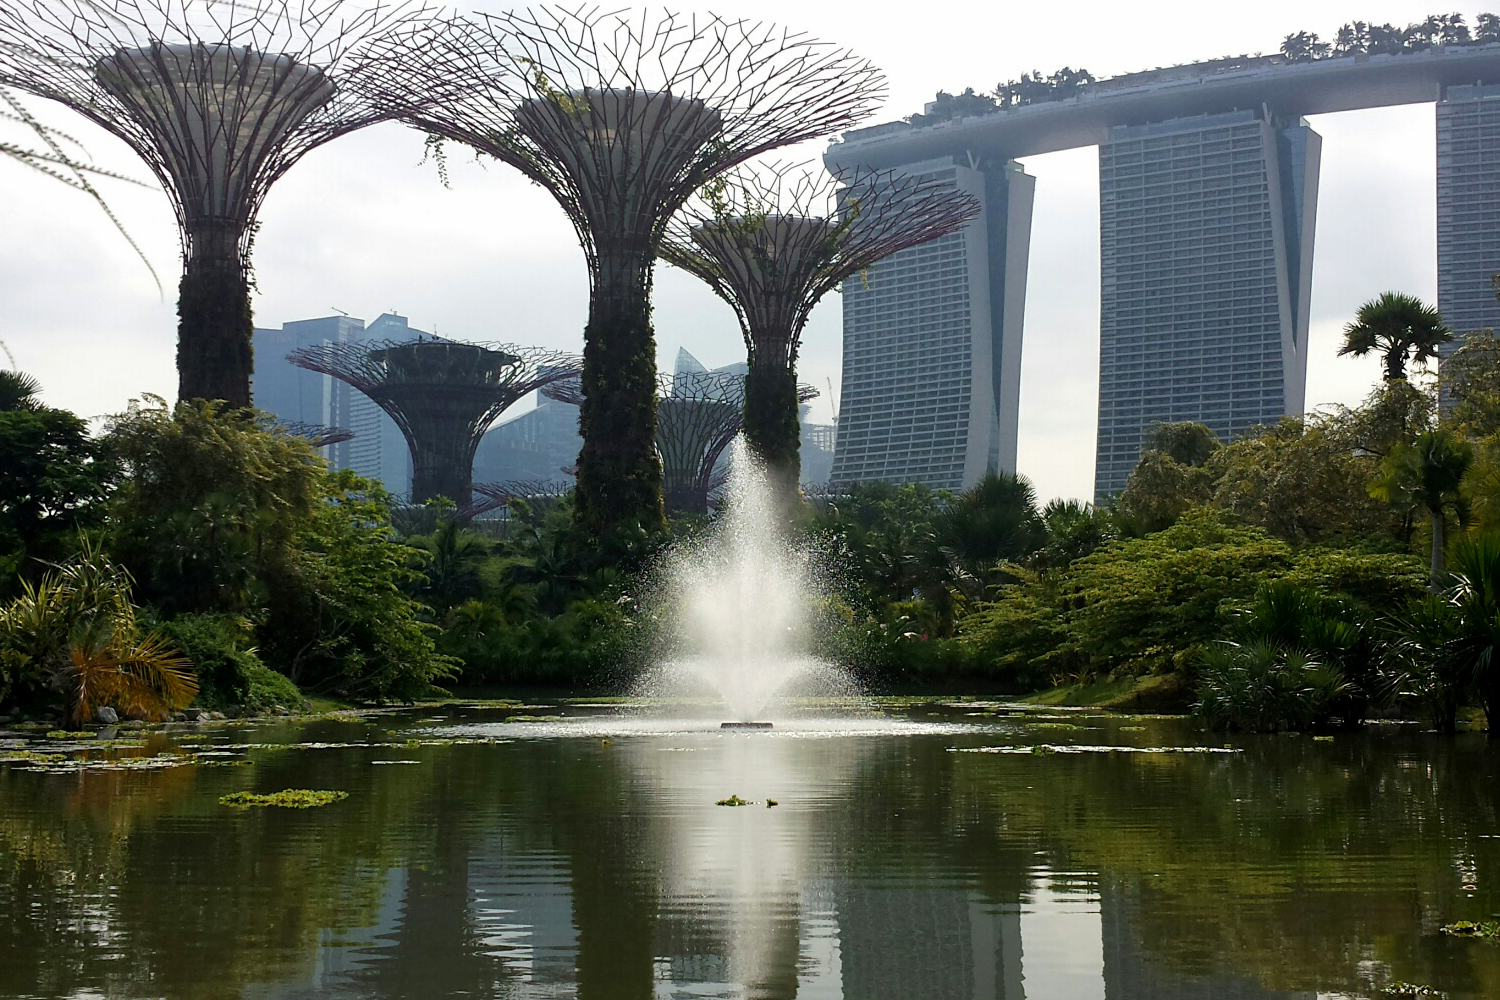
(1, 700, 1497, 999)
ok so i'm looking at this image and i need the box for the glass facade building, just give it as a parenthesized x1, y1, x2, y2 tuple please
(1437, 83, 1500, 346)
(1094, 109, 1319, 499)
(831, 157, 1033, 490)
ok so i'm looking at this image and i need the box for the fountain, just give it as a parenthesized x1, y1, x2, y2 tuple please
(639, 437, 856, 724)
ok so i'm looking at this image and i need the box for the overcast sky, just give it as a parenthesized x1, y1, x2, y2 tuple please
(0, 0, 1448, 503)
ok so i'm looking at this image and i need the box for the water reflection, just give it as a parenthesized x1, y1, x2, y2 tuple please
(2, 707, 1499, 998)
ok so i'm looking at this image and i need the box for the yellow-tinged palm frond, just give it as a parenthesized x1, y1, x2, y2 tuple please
(65, 624, 197, 725)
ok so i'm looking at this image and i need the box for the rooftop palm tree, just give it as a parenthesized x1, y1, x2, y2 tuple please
(1339, 292, 1451, 383)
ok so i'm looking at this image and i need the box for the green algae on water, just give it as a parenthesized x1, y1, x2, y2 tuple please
(220, 789, 348, 809)
(716, 794, 751, 806)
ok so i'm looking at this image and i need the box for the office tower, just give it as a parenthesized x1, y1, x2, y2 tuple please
(830, 157, 1032, 490)
(1095, 109, 1319, 498)
(252, 314, 363, 469)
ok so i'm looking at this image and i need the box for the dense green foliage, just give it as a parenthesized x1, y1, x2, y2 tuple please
(0, 373, 116, 585)
(742, 362, 801, 501)
(6, 284, 1500, 733)
(0, 398, 453, 718)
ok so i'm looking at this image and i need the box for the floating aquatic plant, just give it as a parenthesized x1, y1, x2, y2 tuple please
(716, 794, 751, 806)
(220, 789, 348, 809)
(1441, 920, 1500, 939)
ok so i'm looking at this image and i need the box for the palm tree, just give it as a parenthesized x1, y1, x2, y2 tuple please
(1280, 31, 1314, 60)
(1370, 429, 1474, 589)
(1445, 532, 1500, 736)
(1339, 292, 1452, 383)
(934, 471, 1043, 579)
(0, 370, 42, 411)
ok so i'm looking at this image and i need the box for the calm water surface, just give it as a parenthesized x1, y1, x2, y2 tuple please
(2, 701, 1498, 999)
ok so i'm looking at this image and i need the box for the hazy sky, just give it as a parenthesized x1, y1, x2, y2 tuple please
(0, 0, 1448, 503)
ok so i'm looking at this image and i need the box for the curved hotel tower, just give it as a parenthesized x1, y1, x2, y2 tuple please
(826, 43, 1500, 498)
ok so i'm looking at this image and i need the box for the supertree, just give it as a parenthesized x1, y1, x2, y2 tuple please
(261, 417, 354, 449)
(286, 338, 582, 505)
(661, 162, 980, 499)
(0, 0, 444, 405)
(656, 370, 818, 514)
(381, 8, 884, 531)
(460, 479, 573, 521)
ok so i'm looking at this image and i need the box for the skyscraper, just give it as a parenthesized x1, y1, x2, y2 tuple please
(252, 314, 363, 469)
(1095, 109, 1319, 498)
(1437, 83, 1500, 341)
(830, 156, 1032, 490)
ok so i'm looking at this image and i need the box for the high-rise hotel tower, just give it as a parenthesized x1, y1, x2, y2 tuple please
(1095, 110, 1319, 497)
(825, 44, 1500, 498)
(1437, 83, 1500, 342)
(830, 155, 1032, 489)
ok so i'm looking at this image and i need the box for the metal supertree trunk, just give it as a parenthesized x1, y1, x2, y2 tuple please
(661, 162, 979, 496)
(654, 370, 817, 515)
(0, 0, 444, 405)
(377, 8, 884, 532)
(287, 338, 582, 505)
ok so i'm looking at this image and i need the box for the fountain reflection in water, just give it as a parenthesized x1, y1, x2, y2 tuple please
(638, 437, 858, 723)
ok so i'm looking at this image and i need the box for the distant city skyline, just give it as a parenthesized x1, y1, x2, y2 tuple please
(1, 0, 1447, 503)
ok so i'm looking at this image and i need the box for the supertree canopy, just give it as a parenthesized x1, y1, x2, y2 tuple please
(461, 479, 573, 521)
(286, 338, 582, 505)
(260, 417, 354, 449)
(383, 7, 884, 531)
(662, 162, 980, 499)
(656, 370, 817, 515)
(0, 0, 444, 406)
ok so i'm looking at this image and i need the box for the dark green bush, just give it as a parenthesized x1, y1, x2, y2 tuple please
(158, 612, 303, 711)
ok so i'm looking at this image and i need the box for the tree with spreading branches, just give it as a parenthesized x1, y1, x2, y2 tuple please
(0, 0, 446, 406)
(287, 338, 581, 506)
(661, 163, 978, 501)
(377, 8, 884, 531)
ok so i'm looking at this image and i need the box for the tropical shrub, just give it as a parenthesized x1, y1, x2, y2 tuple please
(1195, 640, 1356, 733)
(0, 543, 196, 722)
(258, 471, 454, 701)
(156, 613, 302, 712)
